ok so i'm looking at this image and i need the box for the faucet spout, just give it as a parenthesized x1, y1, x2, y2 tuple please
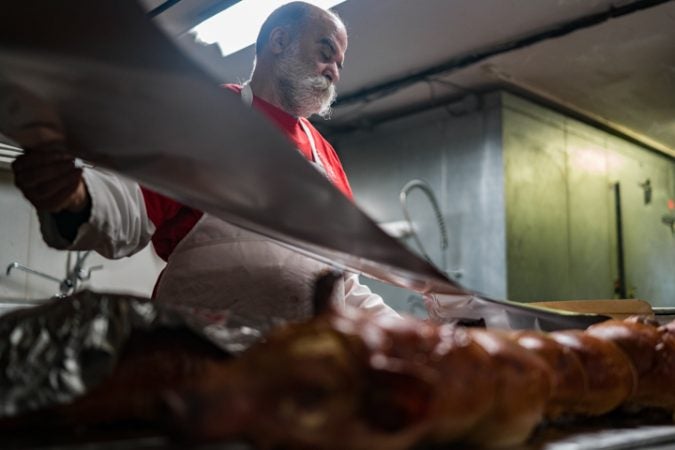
(6, 261, 18, 276)
(5, 262, 63, 284)
(5, 252, 102, 297)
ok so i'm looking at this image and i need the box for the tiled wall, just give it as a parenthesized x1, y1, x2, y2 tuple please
(0, 170, 165, 301)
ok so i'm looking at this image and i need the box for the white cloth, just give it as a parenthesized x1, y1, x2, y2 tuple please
(154, 214, 397, 331)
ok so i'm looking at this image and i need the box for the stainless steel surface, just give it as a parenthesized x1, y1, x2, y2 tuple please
(504, 97, 572, 301)
(608, 136, 675, 307)
(653, 307, 675, 325)
(502, 93, 675, 304)
(6, 423, 675, 449)
(338, 93, 509, 308)
(0, 299, 43, 316)
(534, 425, 675, 450)
(0, 141, 21, 169)
(340, 90, 674, 309)
(565, 123, 615, 301)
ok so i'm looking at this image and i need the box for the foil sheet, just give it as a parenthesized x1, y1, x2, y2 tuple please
(0, 290, 264, 418)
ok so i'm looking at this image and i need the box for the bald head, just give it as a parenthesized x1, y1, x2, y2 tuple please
(255, 2, 344, 56)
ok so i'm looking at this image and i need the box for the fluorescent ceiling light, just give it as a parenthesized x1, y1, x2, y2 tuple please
(191, 0, 347, 57)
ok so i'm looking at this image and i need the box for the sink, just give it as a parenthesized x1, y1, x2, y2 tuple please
(0, 299, 48, 316)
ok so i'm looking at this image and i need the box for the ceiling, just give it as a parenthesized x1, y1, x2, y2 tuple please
(148, 0, 675, 157)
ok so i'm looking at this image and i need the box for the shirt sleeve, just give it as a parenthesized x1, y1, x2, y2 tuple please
(343, 272, 400, 318)
(38, 167, 156, 259)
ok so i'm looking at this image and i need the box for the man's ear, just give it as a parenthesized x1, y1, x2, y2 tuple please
(268, 27, 290, 54)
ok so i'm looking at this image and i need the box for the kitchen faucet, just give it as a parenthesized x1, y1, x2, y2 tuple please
(5, 251, 102, 297)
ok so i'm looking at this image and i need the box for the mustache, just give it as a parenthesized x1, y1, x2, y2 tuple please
(304, 75, 333, 91)
(274, 45, 337, 118)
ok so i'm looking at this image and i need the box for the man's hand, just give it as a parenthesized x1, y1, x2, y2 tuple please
(12, 145, 89, 213)
(0, 84, 89, 213)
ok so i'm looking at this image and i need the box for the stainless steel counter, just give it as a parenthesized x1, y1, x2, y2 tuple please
(653, 307, 675, 325)
(5, 419, 675, 450)
(0, 299, 44, 316)
(529, 424, 675, 450)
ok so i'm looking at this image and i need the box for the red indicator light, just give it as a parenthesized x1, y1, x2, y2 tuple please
(669, 199, 675, 210)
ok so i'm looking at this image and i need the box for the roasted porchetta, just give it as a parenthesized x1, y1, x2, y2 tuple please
(2, 280, 675, 449)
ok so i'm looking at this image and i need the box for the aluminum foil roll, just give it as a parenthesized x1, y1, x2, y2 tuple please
(0, 290, 264, 418)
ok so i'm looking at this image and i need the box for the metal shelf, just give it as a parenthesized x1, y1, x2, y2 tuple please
(0, 141, 22, 170)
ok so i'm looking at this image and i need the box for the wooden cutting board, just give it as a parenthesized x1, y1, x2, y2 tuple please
(531, 299, 654, 320)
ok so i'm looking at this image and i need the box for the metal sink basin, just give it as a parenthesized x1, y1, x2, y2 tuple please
(0, 299, 47, 316)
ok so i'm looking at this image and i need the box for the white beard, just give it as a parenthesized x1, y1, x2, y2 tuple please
(275, 41, 337, 118)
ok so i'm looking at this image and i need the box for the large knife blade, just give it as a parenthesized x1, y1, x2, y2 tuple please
(0, 0, 607, 329)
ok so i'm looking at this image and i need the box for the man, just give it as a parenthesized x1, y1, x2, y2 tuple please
(8, 2, 398, 328)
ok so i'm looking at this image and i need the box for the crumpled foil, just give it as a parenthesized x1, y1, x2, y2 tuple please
(0, 290, 266, 418)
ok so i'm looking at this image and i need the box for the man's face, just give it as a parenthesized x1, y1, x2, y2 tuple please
(275, 14, 347, 118)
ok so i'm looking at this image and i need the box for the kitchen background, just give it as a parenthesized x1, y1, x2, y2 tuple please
(338, 91, 675, 313)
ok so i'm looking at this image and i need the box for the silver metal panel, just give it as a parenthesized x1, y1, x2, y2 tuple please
(340, 90, 674, 308)
(445, 94, 508, 300)
(564, 129, 614, 299)
(337, 93, 508, 311)
(503, 93, 674, 305)
(335, 111, 450, 314)
(503, 103, 571, 301)
(607, 136, 675, 306)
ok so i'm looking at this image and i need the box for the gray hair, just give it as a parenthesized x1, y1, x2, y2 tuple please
(254, 2, 342, 55)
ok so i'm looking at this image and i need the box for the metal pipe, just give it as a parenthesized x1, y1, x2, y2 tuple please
(613, 182, 627, 298)
(399, 179, 448, 272)
(5, 250, 101, 297)
(6, 262, 62, 284)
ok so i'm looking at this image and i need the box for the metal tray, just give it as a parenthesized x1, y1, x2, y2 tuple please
(5, 415, 675, 450)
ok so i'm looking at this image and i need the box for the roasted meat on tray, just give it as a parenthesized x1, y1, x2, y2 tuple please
(161, 300, 675, 449)
(1, 283, 675, 449)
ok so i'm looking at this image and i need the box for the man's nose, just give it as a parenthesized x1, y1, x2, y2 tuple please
(324, 63, 340, 84)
